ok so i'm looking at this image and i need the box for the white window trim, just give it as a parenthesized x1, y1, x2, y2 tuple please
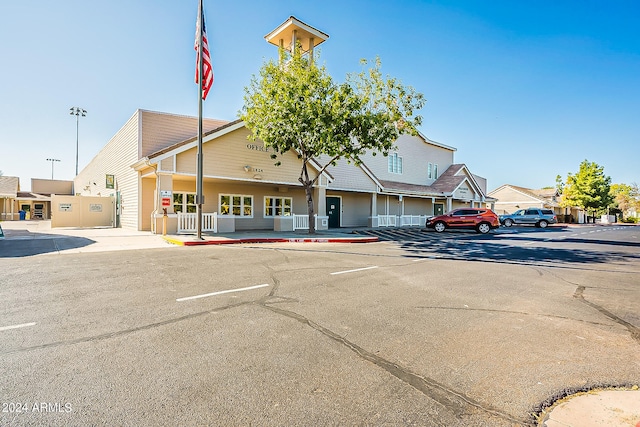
(434, 164, 439, 179)
(219, 194, 254, 218)
(173, 192, 197, 213)
(388, 153, 403, 174)
(264, 196, 293, 218)
(427, 163, 433, 179)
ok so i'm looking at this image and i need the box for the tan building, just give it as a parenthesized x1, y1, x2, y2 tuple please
(0, 176, 20, 221)
(0, 176, 73, 221)
(488, 184, 583, 223)
(75, 110, 494, 234)
(75, 17, 494, 234)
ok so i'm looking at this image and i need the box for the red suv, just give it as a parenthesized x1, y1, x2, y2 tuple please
(426, 208, 500, 234)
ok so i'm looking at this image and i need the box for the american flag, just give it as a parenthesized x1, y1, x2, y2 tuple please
(194, 1, 213, 100)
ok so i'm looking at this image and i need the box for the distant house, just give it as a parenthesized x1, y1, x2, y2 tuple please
(488, 184, 584, 223)
(0, 176, 73, 221)
(0, 176, 20, 220)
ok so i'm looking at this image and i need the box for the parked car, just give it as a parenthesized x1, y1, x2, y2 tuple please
(425, 208, 501, 234)
(499, 208, 557, 228)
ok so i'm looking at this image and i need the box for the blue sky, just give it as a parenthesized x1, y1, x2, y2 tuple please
(1, 0, 638, 191)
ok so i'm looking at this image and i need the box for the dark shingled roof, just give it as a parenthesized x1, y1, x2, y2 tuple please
(377, 164, 478, 196)
(428, 164, 467, 193)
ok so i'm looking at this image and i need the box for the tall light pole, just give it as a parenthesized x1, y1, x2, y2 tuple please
(46, 158, 60, 180)
(69, 107, 87, 176)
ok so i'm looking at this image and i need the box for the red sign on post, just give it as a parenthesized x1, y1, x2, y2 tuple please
(161, 197, 171, 207)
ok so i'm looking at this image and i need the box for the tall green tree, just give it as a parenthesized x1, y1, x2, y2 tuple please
(241, 50, 425, 233)
(561, 160, 613, 221)
(555, 174, 564, 194)
(610, 183, 640, 218)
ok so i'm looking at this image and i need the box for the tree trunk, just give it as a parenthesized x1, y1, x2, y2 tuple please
(300, 161, 315, 234)
(305, 183, 315, 234)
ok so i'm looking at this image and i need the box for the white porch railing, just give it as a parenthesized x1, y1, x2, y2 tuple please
(376, 214, 427, 227)
(399, 215, 428, 227)
(378, 215, 397, 227)
(177, 212, 218, 234)
(292, 214, 328, 230)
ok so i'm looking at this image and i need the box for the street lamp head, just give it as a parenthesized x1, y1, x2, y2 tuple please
(69, 107, 88, 116)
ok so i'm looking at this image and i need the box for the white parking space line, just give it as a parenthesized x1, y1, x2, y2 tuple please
(176, 284, 269, 302)
(330, 266, 378, 275)
(0, 322, 36, 332)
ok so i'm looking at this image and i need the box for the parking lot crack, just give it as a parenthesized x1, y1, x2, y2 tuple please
(260, 303, 525, 425)
(573, 286, 640, 344)
(1, 301, 252, 355)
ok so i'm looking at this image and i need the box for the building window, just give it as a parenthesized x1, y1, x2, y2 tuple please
(427, 163, 433, 179)
(388, 153, 403, 174)
(173, 193, 197, 213)
(434, 164, 438, 179)
(220, 194, 253, 217)
(264, 196, 292, 217)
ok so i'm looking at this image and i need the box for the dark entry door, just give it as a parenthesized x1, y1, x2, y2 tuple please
(434, 203, 444, 216)
(326, 197, 341, 228)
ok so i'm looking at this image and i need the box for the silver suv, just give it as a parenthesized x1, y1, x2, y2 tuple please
(499, 208, 557, 228)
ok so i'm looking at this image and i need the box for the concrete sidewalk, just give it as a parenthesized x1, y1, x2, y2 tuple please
(161, 229, 378, 246)
(539, 387, 640, 427)
(0, 220, 377, 256)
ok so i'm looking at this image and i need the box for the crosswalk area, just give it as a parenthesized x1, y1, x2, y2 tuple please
(351, 227, 442, 242)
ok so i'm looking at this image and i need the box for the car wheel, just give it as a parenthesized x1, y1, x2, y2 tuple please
(503, 218, 513, 227)
(476, 223, 491, 234)
(434, 221, 446, 233)
(538, 220, 548, 229)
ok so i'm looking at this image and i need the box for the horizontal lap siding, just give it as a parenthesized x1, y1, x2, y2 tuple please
(140, 111, 227, 158)
(75, 112, 140, 230)
(175, 128, 304, 185)
(361, 134, 454, 186)
(404, 198, 431, 215)
(321, 157, 377, 192)
(336, 193, 371, 227)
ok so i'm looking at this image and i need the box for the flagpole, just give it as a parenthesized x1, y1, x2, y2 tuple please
(196, 0, 204, 240)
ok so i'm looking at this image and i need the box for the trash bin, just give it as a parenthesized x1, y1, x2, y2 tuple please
(19, 210, 26, 220)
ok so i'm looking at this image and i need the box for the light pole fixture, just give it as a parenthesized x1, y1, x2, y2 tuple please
(69, 107, 87, 176)
(46, 158, 61, 180)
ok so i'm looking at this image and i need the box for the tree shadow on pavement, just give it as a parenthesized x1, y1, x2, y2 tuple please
(401, 237, 640, 267)
(0, 234, 95, 258)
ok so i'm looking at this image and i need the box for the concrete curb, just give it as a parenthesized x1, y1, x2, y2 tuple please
(538, 388, 640, 427)
(163, 236, 379, 246)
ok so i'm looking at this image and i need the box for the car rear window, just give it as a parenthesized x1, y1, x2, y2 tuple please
(541, 209, 554, 215)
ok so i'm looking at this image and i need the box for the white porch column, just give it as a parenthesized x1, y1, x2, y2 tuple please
(368, 192, 379, 227)
(370, 193, 377, 217)
(314, 186, 326, 216)
(314, 185, 328, 230)
(446, 197, 452, 212)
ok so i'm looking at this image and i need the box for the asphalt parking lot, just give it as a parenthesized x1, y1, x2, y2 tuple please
(1, 222, 639, 426)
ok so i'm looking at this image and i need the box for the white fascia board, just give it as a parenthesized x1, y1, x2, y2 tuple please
(452, 168, 484, 197)
(417, 130, 457, 151)
(357, 163, 383, 188)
